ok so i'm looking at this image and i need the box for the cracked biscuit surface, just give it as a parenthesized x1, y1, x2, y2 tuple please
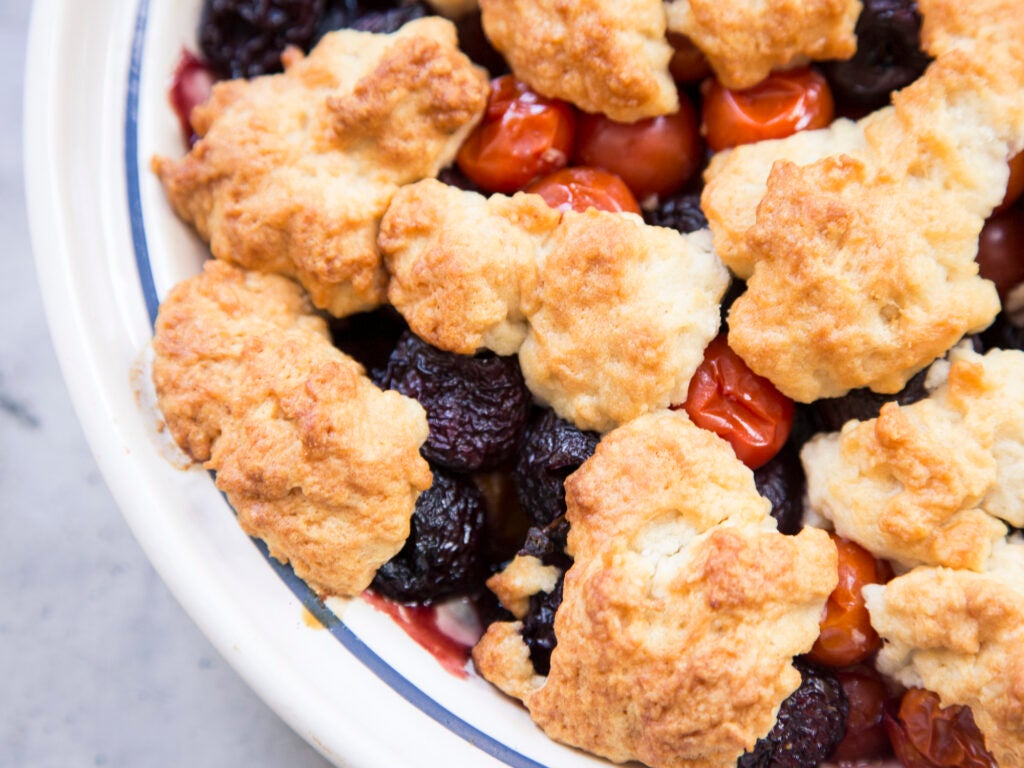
(380, 179, 729, 433)
(479, 0, 678, 122)
(865, 539, 1024, 767)
(473, 412, 837, 768)
(802, 347, 1024, 571)
(152, 260, 432, 596)
(664, 0, 860, 89)
(703, 0, 1024, 402)
(153, 18, 488, 318)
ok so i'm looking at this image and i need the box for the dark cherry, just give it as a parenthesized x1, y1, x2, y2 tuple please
(381, 332, 532, 473)
(738, 660, 849, 768)
(169, 49, 216, 147)
(199, 0, 325, 79)
(813, 366, 929, 432)
(371, 469, 487, 604)
(350, 1, 430, 33)
(518, 517, 573, 570)
(980, 312, 1024, 352)
(328, 306, 408, 383)
(643, 191, 708, 233)
(520, 573, 563, 676)
(514, 409, 600, 529)
(824, 0, 932, 110)
(453, 11, 509, 75)
(754, 441, 805, 535)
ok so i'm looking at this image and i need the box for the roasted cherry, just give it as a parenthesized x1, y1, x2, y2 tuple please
(976, 205, 1024, 303)
(520, 574, 563, 676)
(814, 367, 929, 432)
(831, 666, 893, 763)
(643, 191, 708, 233)
(754, 442, 805, 535)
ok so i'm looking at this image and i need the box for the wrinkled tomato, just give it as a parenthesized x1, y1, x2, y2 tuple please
(456, 75, 576, 194)
(679, 335, 794, 469)
(886, 689, 997, 768)
(526, 167, 641, 214)
(808, 534, 891, 668)
(702, 67, 834, 151)
(573, 102, 702, 200)
(976, 206, 1024, 302)
(831, 666, 893, 763)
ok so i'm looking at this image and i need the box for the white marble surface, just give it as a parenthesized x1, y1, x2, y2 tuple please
(2, 2, 333, 765)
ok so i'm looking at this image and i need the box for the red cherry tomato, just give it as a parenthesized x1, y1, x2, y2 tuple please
(976, 206, 1024, 302)
(995, 151, 1024, 214)
(526, 167, 641, 214)
(680, 335, 794, 469)
(456, 75, 576, 194)
(831, 666, 893, 763)
(702, 68, 835, 152)
(808, 534, 890, 668)
(886, 689, 996, 768)
(573, 101, 702, 200)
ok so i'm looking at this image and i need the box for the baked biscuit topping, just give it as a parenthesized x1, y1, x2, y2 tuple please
(380, 179, 729, 432)
(802, 347, 1024, 571)
(153, 18, 488, 318)
(865, 540, 1024, 767)
(479, 0, 678, 122)
(704, 0, 1024, 401)
(473, 412, 837, 768)
(664, 0, 861, 90)
(152, 260, 432, 596)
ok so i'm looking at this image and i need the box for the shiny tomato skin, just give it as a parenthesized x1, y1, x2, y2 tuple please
(976, 206, 1024, 302)
(681, 335, 795, 469)
(526, 167, 641, 214)
(456, 75, 576, 194)
(831, 666, 892, 763)
(808, 534, 890, 668)
(886, 689, 997, 768)
(573, 101, 702, 201)
(995, 151, 1024, 214)
(702, 68, 835, 151)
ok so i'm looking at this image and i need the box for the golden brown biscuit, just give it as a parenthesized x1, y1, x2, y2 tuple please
(663, 0, 860, 89)
(153, 18, 488, 318)
(865, 540, 1024, 767)
(380, 179, 729, 432)
(703, 0, 1024, 401)
(152, 260, 432, 596)
(802, 347, 1024, 571)
(479, 0, 678, 122)
(474, 412, 837, 768)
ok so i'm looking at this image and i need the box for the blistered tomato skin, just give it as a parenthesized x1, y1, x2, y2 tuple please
(886, 689, 997, 768)
(808, 535, 890, 668)
(456, 76, 576, 194)
(573, 103, 702, 201)
(680, 336, 795, 470)
(976, 206, 1024, 302)
(702, 68, 835, 152)
(526, 167, 641, 214)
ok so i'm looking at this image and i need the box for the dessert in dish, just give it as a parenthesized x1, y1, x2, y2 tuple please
(150, 0, 1024, 766)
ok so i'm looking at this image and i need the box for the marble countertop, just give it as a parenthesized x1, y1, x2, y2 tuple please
(1, 2, 332, 765)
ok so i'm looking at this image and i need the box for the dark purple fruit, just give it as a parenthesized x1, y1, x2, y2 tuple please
(328, 306, 408, 383)
(981, 313, 1024, 352)
(381, 332, 532, 472)
(352, 1, 430, 33)
(437, 164, 484, 193)
(643, 191, 707, 233)
(738, 660, 849, 768)
(453, 11, 509, 75)
(824, 0, 931, 110)
(514, 409, 600, 528)
(754, 442, 805, 535)
(521, 573, 563, 676)
(518, 518, 573, 570)
(814, 367, 929, 432)
(199, 0, 325, 79)
(371, 469, 487, 604)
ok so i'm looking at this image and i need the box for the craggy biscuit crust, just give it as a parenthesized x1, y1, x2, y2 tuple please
(704, 0, 1024, 401)
(380, 179, 729, 432)
(152, 260, 432, 596)
(153, 18, 488, 318)
(474, 412, 836, 768)
(865, 540, 1024, 767)
(479, 0, 678, 122)
(664, 0, 860, 89)
(802, 347, 1024, 571)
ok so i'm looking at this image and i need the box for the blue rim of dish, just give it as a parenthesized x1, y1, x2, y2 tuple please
(125, 3, 546, 766)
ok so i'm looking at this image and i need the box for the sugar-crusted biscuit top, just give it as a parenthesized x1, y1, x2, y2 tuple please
(380, 179, 729, 433)
(479, 0, 678, 122)
(152, 260, 432, 596)
(865, 540, 1024, 767)
(802, 347, 1024, 571)
(702, 0, 1024, 402)
(664, 0, 860, 89)
(152, 18, 488, 318)
(473, 412, 837, 768)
